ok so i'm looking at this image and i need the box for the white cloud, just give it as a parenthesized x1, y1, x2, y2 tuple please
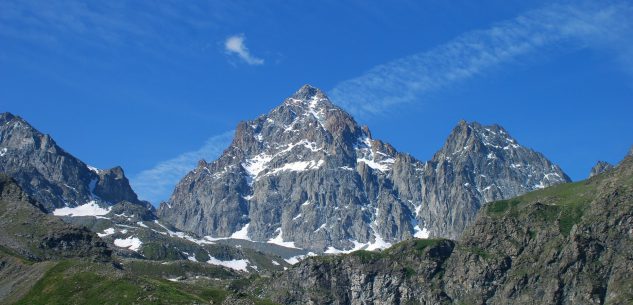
(130, 131, 234, 204)
(224, 34, 264, 65)
(330, 1, 633, 118)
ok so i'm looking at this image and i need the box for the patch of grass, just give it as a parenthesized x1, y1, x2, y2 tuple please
(486, 181, 596, 236)
(350, 250, 385, 263)
(16, 260, 209, 305)
(122, 259, 237, 280)
(487, 198, 521, 215)
(197, 288, 229, 303)
(140, 242, 184, 261)
(411, 239, 442, 253)
(403, 266, 416, 278)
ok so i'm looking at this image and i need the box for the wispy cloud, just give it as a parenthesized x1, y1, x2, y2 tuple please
(131, 131, 234, 204)
(331, 1, 633, 118)
(224, 34, 264, 65)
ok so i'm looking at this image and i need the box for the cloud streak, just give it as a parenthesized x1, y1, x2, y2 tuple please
(225, 34, 264, 65)
(130, 131, 234, 204)
(331, 1, 633, 118)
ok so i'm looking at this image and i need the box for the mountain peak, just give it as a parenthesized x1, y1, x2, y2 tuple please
(290, 84, 325, 101)
(589, 161, 613, 178)
(442, 120, 517, 156)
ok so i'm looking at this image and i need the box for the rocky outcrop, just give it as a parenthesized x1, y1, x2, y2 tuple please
(419, 121, 570, 239)
(0, 174, 111, 261)
(159, 85, 569, 251)
(589, 160, 613, 178)
(255, 155, 633, 305)
(0, 112, 142, 211)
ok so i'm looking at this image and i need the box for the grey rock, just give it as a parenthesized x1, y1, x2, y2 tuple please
(255, 154, 633, 305)
(589, 161, 613, 178)
(0, 112, 142, 211)
(159, 85, 570, 252)
(419, 120, 570, 239)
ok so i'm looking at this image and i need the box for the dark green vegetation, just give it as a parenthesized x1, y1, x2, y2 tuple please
(254, 156, 633, 304)
(487, 179, 597, 236)
(0, 174, 280, 305)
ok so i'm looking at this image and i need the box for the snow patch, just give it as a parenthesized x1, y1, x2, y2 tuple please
(284, 252, 317, 265)
(206, 257, 250, 272)
(229, 223, 251, 240)
(267, 228, 299, 248)
(97, 228, 115, 237)
(268, 160, 325, 175)
(413, 226, 430, 239)
(153, 220, 215, 245)
(53, 201, 110, 217)
(113, 236, 142, 251)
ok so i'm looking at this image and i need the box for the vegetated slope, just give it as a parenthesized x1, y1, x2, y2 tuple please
(251, 154, 633, 304)
(0, 174, 280, 305)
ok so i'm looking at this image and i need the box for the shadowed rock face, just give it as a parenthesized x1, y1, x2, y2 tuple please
(158, 85, 569, 252)
(0, 174, 111, 261)
(0, 112, 141, 211)
(256, 156, 633, 305)
(589, 161, 614, 178)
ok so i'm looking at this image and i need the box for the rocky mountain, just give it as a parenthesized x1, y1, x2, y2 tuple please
(0, 112, 142, 212)
(0, 173, 111, 262)
(589, 161, 614, 178)
(252, 153, 633, 305)
(158, 85, 570, 251)
(0, 174, 281, 305)
(419, 120, 571, 239)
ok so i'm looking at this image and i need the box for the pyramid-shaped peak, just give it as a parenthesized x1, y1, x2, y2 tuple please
(290, 84, 328, 101)
(452, 120, 509, 137)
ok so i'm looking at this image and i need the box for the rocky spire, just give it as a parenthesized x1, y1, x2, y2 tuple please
(589, 161, 614, 178)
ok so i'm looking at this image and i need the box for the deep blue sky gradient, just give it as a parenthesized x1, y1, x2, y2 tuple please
(1, 0, 632, 203)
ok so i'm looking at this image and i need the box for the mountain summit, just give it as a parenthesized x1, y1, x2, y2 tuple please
(158, 85, 570, 251)
(0, 112, 142, 211)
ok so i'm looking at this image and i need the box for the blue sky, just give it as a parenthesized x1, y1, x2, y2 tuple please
(1, 0, 632, 204)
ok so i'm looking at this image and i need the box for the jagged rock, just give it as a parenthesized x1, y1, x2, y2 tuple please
(419, 120, 570, 239)
(0, 112, 143, 211)
(589, 161, 613, 178)
(158, 85, 570, 252)
(255, 155, 633, 305)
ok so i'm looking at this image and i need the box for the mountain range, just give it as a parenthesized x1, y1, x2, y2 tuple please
(158, 85, 570, 252)
(0, 85, 631, 304)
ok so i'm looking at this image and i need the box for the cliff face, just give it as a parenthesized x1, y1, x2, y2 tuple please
(0, 112, 141, 212)
(255, 155, 633, 305)
(159, 85, 569, 252)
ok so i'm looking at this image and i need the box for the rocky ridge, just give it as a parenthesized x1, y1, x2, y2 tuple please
(159, 85, 570, 251)
(589, 160, 614, 178)
(253, 153, 633, 305)
(0, 112, 142, 212)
